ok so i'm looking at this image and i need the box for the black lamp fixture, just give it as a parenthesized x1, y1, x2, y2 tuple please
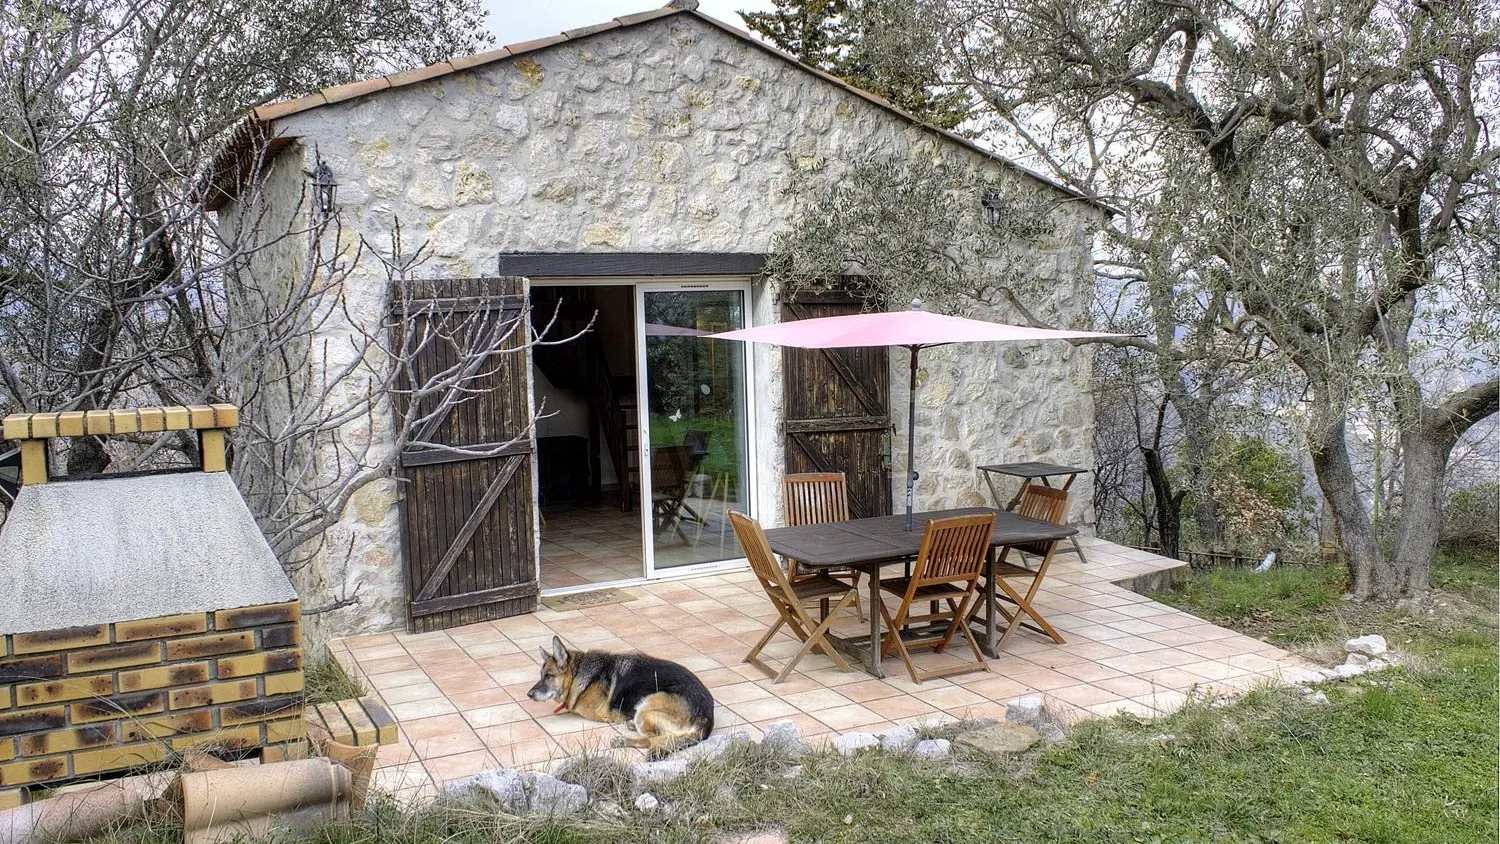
(981, 188, 1005, 225)
(313, 159, 337, 216)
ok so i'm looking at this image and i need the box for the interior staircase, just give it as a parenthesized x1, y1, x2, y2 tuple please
(530, 288, 639, 511)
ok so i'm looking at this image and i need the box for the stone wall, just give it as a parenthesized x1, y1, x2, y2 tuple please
(233, 12, 1102, 638)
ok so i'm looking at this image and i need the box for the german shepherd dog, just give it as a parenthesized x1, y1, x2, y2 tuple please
(527, 635, 714, 757)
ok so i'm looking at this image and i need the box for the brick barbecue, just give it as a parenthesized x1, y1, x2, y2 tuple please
(0, 406, 305, 807)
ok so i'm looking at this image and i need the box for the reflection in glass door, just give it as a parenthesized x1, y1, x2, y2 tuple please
(638, 285, 749, 574)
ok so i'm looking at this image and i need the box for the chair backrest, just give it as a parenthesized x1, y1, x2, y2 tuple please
(682, 429, 711, 460)
(910, 513, 995, 585)
(728, 511, 800, 609)
(783, 472, 850, 526)
(651, 445, 694, 493)
(1013, 485, 1070, 556)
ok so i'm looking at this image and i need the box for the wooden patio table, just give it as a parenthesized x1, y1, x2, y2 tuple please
(762, 507, 1077, 678)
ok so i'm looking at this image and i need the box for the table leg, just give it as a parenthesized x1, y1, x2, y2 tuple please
(982, 545, 998, 657)
(867, 562, 885, 679)
(1004, 479, 1031, 512)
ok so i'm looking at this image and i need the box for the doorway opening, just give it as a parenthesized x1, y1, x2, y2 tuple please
(530, 280, 753, 593)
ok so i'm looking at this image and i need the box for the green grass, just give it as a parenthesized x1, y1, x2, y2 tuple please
(648, 414, 741, 487)
(85, 548, 1497, 844)
(303, 652, 366, 705)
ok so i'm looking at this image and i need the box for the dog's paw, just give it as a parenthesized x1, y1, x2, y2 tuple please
(610, 735, 633, 749)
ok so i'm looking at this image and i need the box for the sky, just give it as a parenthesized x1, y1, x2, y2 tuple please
(481, 0, 776, 46)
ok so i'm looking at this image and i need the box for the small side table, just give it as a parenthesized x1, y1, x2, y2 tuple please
(978, 462, 1091, 563)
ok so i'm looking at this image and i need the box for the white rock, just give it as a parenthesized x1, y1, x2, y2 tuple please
(879, 725, 918, 753)
(528, 773, 588, 815)
(446, 768, 526, 811)
(832, 732, 880, 755)
(910, 739, 950, 760)
(761, 719, 806, 755)
(1303, 691, 1330, 705)
(671, 729, 750, 763)
(1330, 663, 1365, 680)
(781, 765, 803, 779)
(630, 758, 689, 784)
(1345, 652, 1371, 667)
(1345, 634, 1388, 657)
(1367, 659, 1389, 672)
(634, 792, 660, 812)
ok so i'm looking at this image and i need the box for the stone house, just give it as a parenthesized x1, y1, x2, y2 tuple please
(212, 2, 1107, 642)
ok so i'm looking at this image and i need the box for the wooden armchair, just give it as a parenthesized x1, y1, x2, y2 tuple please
(729, 511, 857, 683)
(783, 472, 865, 619)
(973, 485, 1070, 648)
(877, 513, 995, 684)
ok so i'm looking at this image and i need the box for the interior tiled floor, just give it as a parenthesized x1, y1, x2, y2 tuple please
(333, 538, 1316, 804)
(540, 498, 745, 590)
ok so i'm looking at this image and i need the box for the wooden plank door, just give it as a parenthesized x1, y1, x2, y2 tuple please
(395, 277, 538, 632)
(781, 292, 892, 519)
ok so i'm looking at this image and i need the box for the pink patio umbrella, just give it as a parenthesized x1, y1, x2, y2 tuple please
(710, 300, 1134, 529)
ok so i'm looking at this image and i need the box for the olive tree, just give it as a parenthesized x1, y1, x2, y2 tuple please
(925, 0, 1499, 599)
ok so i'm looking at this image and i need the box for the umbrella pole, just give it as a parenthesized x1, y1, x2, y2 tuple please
(906, 346, 919, 531)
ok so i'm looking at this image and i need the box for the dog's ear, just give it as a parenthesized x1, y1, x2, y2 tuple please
(550, 635, 569, 666)
(539, 645, 554, 665)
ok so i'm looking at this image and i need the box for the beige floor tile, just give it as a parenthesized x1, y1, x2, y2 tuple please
(1049, 683, 1123, 708)
(475, 719, 550, 748)
(462, 702, 532, 729)
(423, 749, 497, 785)
(448, 687, 516, 710)
(388, 697, 458, 720)
(1004, 667, 1077, 691)
(729, 697, 800, 721)
(862, 694, 939, 721)
(783, 688, 854, 712)
(812, 703, 886, 730)
(835, 679, 908, 703)
(379, 682, 446, 705)
(714, 681, 773, 705)
(1055, 661, 1127, 683)
(918, 685, 988, 709)
(368, 669, 431, 691)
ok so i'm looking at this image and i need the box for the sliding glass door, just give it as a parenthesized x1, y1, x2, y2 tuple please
(636, 283, 751, 576)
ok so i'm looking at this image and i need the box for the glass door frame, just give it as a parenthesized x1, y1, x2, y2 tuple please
(634, 279, 757, 580)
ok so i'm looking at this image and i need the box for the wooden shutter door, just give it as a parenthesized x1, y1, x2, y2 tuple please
(395, 277, 538, 632)
(782, 292, 892, 519)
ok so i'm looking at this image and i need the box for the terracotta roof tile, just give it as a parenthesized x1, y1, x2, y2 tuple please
(251, 92, 328, 122)
(383, 61, 457, 89)
(612, 7, 681, 26)
(500, 33, 570, 56)
(318, 77, 392, 106)
(449, 48, 513, 72)
(563, 21, 623, 39)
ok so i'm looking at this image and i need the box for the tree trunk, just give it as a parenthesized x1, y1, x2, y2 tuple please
(1142, 445, 1182, 559)
(1176, 396, 1222, 547)
(1306, 414, 1384, 598)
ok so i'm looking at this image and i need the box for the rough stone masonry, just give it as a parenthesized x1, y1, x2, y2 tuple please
(223, 8, 1106, 641)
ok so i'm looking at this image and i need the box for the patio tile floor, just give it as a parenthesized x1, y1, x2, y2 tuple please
(333, 537, 1316, 803)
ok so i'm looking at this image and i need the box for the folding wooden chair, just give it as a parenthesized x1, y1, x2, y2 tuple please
(729, 511, 858, 683)
(877, 513, 995, 684)
(783, 472, 865, 620)
(650, 445, 699, 541)
(977, 485, 1070, 648)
